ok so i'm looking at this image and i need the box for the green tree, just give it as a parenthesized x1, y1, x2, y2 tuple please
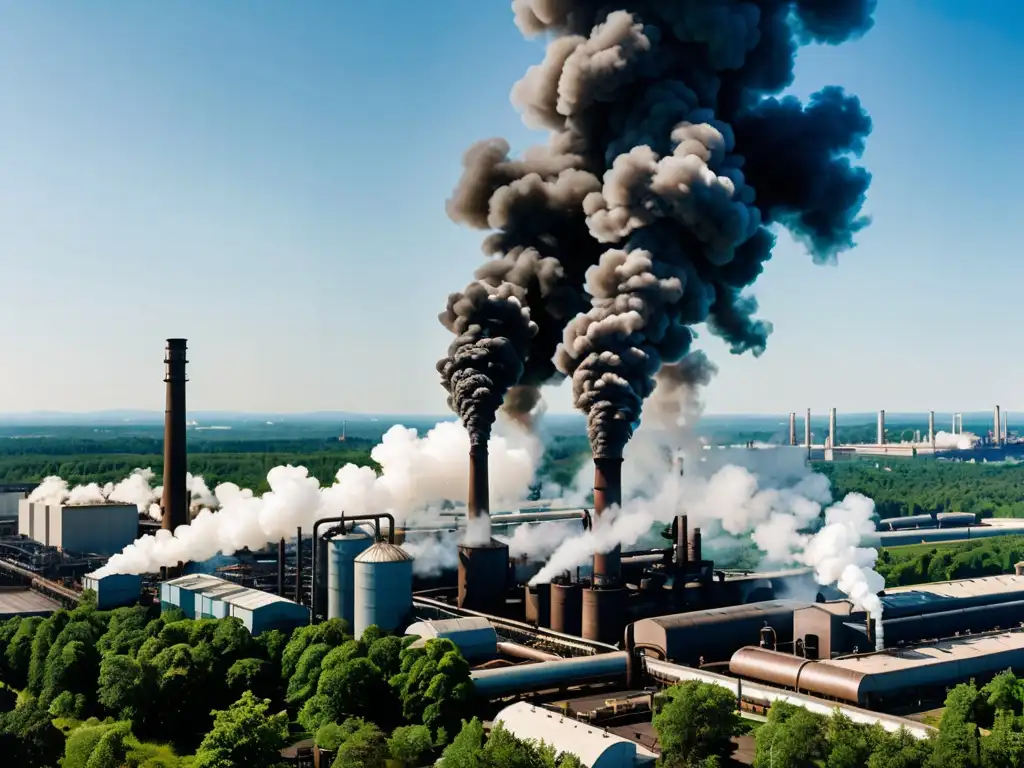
(929, 685, 982, 768)
(331, 720, 390, 768)
(5, 615, 42, 688)
(193, 691, 289, 768)
(315, 657, 394, 728)
(97, 654, 155, 724)
(981, 670, 1024, 718)
(867, 728, 931, 768)
(388, 724, 434, 767)
(0, 698, 65, 768)
(981, 710, 1024, 768)
(652, 680, 740, 767)
(391, 638, 474, 741)
(437, 718, 487, 768)
(753, 702, 826, 768)
(227, 657, 276, 702)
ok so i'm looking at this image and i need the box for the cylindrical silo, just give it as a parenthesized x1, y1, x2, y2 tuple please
(549, 582, 582, 636)
(327, 532, 372, 628)
(353, 542, 414, 637)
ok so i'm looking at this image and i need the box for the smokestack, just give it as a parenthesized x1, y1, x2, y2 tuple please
(295, 527, 302, 604)
(829, 407, 838, 449)
(457, 442, 509, 613)
(877, 410, 886, 445)
(581, 457, 627, 644)
(689, 528, 703, 564)
(928, 411, 935, 446)
(995, 405, 1002, 446)
(591, 457, 623, 586)
(278, 538, 286, 597)
(788, 413, 796, 446)
(805, 408, 811, 450)
(161, 339, 188, 534)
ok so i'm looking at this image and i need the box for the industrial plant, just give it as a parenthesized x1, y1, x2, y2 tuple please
(3, 339, 1024, 761)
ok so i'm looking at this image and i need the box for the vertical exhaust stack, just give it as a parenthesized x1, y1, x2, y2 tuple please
(788, 413, 796, 446)
(928, 411, 935, 446)
(161, 339, 189, 534)
(673, 514, 689, 608)
(877, 410, 886, 446)
(994, 405, 1002, 446)
(457, 441, 509, 614)
(828, 407, 838, 449)
(805, 408, 812, 455)
(582, 457, 628, 644)
(295, 527, 303, 604)
(278, 538, 286, 597)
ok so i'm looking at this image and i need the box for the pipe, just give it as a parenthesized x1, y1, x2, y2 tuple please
(278, 538, 286, 597)
(789, 413, 796, 446)
(592, 457, 623, 587)
(295, 527, 302, 604)
(309, 513, 397, 621)
(625, 622, 637, 688)
(496, 641, 560, 662)
(161, 339, 188, 534)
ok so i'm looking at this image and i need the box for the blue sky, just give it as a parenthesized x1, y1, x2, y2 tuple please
(0, 1, 1021, 417)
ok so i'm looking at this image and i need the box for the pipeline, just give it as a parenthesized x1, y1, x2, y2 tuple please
(310, 513, 397, 621)
(496, 641, 561, 662)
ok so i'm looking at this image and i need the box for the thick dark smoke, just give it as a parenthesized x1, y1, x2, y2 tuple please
(437, 281, 538, 445)
(649, 350, 718, 430)
(448, 0, 874, 456)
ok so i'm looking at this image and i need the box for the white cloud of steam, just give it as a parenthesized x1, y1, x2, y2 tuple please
(933, 430, 979, 450)
(93, 418, 541, 577)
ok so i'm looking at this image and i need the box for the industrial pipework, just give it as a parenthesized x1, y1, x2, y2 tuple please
(582, 457, 627, 645)
(457, 441, 509, 614)
(161, 339, 188, 533)
(309, 512, 396, 621)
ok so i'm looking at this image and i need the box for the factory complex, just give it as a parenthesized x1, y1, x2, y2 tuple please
(4, 339, 1024, 762)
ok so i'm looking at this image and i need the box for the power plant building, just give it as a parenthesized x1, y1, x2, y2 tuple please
(17, 500, 139, 556)
(83, 572, 143, 610)
(0, 485, 33, 520)
(493, 701, 657, 768)
(160, 573, 309, 636)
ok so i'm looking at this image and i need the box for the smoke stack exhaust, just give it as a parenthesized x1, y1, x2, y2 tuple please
(995, 405, 1002, 446)
(928, 411, 935, 446)
(828, 407, 838, 449)
(805, 408, 811, 453)
(877, 410, 886, 445)
(278, 538, 286, 597)
(582, 457, 627, 643)
(457, 441, 509, 613)
(161, 339, 188, 534)
(788, 413, 796, 446)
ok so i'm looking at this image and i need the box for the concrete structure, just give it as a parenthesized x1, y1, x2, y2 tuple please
(326, 532, 372, 628)
(928, 411, 935, 445)
(159, 573, 309, 636)
(0, 588, 61, 619)
(829, 407, 838, 448)
(493, 701, 656, 768)
(83, 572, 142, 610)
(0, 486, 32, 520)
(995, 405, 1002, 446)
(877, 410, 885, 445)
(805, 408, 811, 449)
(353, 541, 413, 638)
(630, 600, 811, 665)
(18, 500, 139, 555)
(405, 617, 497, 660)
(789, 413, 796, 446)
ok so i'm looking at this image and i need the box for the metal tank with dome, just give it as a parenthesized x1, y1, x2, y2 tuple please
(353, 540, 415, 637)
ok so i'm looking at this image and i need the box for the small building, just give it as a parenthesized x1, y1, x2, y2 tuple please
(18, 500, 139, 555)
(82, 572, 143, 610)
(405, 617, 498, 661)
(493, 701, 656, 768)
(160, 573, 309, 636)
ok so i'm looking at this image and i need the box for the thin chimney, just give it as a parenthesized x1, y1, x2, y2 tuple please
(592, 457, 623, 587)
(788, 413, 796, 446)
(161, 339, 188, 533)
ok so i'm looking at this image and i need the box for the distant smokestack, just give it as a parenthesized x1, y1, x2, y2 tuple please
(877, 410, 886, 445)
(591, 457, 622, 587)
(995, 405, 1002, 446)
(788, 413, 796, 446)
(278, 538, 286, 597)
(295, 527, 302, 604)
(161, 339, 188, 533)
(928, 411, 935, 446)
(829, 407, 838, 449)
(805, 408, 811, 449)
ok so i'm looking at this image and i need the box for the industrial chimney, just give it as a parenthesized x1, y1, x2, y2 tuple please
(829, 407, 838, 449)
(581, 457, 627, 644)
(877, 410, 886, 446)
(805, 409, 811, 450)
(788, 413, 796, 446)
(161, 339, 188, 534)
(928, 411, 935, 446)
(994, 405, 1002, 446)
(457, 441, 509, 613)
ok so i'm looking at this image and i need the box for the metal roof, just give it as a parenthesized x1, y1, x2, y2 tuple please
(824, 630, 1024, 675)
(884, 574, 1024, 599)
(639, 600, 809, 629)
(355, 542, 413, 563)
(407, 617, 494, 637)
(494, 701, 656, 768)
(0, 589, 60, 616)
(164, 573, 225, 591)
(164, 573, 302, 611)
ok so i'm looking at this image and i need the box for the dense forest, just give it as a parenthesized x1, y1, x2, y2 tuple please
(876, 536, 1024, 588)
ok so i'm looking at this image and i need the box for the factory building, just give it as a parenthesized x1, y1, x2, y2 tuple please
(0, 484, 34, 520)
(0, 588, 61, 620)
(493, 701, 657, 768)
(730, 629, 1024, 709)
(82, 572, 143, 610)
(405, 617, 498, 661)
(160, 573, 309, 636)
(17, 500, 139, 556)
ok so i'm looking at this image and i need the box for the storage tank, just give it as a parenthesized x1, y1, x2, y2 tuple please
(549, 582, 582, 636)
(327, 532, 372, 627)
(353, 542, 414, 637)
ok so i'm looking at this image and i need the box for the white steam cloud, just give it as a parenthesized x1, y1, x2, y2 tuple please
(93, 419, 540, 578)
(933, 430, 979, 450)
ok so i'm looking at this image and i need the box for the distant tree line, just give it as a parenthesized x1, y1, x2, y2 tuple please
(876, 536, 1024, 588)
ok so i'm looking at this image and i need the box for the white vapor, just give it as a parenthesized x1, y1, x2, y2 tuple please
(93, 419, 540, 577)
(933, 430, 979, 450)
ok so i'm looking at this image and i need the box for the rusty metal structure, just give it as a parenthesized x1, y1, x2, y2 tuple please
(456, 441, 509, 614)
(550, 580, 583, 636)
(161, 339, 188, 534)
(524, 582, 551, 628)
(581, 457, 627, 644)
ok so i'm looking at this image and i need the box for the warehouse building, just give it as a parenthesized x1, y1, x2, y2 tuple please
(0, 484, 34, 520)
(18, 500, 139, 556)
(160, 573, 309, 636)
(0, 588, 61, 620)
(82, 572, 143, 610)
(493, 701, 657, 768)
(405, 617, 497, 660)
(730, 629, 1024, 708)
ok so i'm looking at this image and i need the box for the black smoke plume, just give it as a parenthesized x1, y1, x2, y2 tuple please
(448, 0, 875, 457)
(649, 350, 718, 431)
(437, 281, 538, 445)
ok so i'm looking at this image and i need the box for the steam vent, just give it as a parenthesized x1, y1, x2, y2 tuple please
(457, 442, 509, 613)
